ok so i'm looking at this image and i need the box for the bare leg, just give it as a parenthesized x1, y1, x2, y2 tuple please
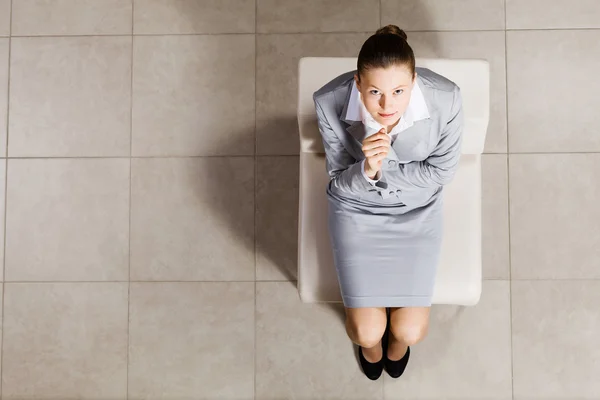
(344, 307, 387, 362)
(387, 306, 430, 360)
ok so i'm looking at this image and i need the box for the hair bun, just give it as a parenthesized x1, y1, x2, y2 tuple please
(375, 24, 408, 41)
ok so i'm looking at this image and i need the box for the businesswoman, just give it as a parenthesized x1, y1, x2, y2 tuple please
(313, 24, 464, 380)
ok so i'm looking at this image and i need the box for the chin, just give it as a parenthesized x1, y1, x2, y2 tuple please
(376, 116, 400, 126)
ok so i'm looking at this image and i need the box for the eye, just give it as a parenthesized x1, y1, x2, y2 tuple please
(369, 90, 380, 96)
(394, 89, 404, 95)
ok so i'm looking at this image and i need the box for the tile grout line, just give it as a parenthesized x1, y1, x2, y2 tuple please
(3, 278, 600, 283)
(2, 155, 259, 159)
(4, 29, 507, 39)
(380, 3, 385, 394)
(1, 0, 13, 394)
(504, 1, 515, 398)
(506, 27, 600, 32)
(4, 27, 600, 40)
(380, 4, 384, 399)
(4, 151, 600, 160)
(3, 277, 600, 283)
(254, 0, 258, 398)
(126, 1, 134, 398)
(380, 1, 386, 398)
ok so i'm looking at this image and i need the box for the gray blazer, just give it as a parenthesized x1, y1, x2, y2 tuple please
(312, 67, 464, 208)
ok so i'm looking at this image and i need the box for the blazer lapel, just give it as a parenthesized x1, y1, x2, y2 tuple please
(346, 121, 367, 142)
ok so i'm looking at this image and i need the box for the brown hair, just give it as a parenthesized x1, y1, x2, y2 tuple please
(357, 24, 415, 80)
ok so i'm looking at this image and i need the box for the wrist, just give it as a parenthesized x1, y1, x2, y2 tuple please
(364, 164, 378, 180)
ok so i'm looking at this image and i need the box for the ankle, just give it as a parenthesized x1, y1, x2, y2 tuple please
(387, 336, 408, 361)
(361, 340, 383, 363)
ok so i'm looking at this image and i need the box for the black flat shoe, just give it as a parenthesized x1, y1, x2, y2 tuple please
(358, 345, 384, 380)
(357, 309, 389, 380)
(384, 308, 410, 378)
(385, 346, 410, 378)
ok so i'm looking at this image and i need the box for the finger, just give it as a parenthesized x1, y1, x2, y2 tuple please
(365, 153, 389, 163)
(373, 153, 389, 162)
(363, 147, 389, 157)
(363, 132, 390, 144)
(371, 149, 389, 160)
(362, 139, 391, 151)
(364, 137, 391, 146)
(363, 147, 390, 158)
(373, 132, 391, 142)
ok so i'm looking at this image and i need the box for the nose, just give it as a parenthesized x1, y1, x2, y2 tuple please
(379, 96, 392, 111)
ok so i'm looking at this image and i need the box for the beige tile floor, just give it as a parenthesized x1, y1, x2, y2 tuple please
(0, 0, 599, 399)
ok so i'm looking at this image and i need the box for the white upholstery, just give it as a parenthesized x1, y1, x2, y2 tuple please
(297, 57, 490, 306)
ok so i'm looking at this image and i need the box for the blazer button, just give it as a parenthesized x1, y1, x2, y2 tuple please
(388, 160, 397, 167)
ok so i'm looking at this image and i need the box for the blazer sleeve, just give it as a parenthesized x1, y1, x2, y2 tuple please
(314, 96, 380, 195)
(381, 86, 464, 190)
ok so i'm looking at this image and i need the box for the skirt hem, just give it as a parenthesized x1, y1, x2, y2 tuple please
(343, 295, 432, 308)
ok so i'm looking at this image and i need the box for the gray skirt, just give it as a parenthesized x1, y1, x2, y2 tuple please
(327, 187, 444, 308)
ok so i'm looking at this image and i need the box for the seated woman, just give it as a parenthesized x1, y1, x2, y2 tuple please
(313, 24, 464, 380)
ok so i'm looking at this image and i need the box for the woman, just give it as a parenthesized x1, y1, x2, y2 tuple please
(312, 25, 464, 380)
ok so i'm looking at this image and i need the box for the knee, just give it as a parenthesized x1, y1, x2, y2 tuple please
(346, 319, 386, 348)
(389, 322, 428, 346)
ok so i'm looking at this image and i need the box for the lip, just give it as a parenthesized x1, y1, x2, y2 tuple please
(378, 112, 397, 118)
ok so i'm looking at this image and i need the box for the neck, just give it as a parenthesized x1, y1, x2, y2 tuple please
(386, 117, 401, 133)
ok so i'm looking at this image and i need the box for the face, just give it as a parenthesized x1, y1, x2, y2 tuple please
(355, 64, 416, 129)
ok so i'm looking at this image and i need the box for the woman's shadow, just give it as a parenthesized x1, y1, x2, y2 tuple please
(191, 114, 350, 323)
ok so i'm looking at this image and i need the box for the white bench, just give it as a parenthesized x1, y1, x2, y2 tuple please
(297, 57, 490, 306)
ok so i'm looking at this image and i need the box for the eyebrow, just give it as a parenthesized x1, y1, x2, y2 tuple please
(370, 84, 408, 90)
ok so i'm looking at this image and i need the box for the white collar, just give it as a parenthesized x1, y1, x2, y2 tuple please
(344, 78, 430, 135)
